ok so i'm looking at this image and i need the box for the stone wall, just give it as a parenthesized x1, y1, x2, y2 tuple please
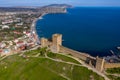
(40, 33, 120, 72)
(104, 62, 120, 69)
(40, 38, 49, 48)
(59, 46, 95, 61)
(96, 57, 105, 72)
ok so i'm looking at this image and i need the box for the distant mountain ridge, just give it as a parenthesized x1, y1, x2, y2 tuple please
(0, 4, 72, 12)
(42, 4, 72, 8)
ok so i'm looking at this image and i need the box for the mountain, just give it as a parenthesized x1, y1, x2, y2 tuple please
(42, 4, 72, 8)
(0, 4, 72, 12)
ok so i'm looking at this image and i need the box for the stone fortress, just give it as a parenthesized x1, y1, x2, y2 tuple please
(40, 33, 120, 72)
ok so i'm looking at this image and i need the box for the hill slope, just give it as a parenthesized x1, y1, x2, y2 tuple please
(0, 49, 105, 80)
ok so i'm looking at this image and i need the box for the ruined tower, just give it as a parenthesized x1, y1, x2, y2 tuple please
(51, 34, 62, 53)
(40, 38, 48, 48)
(95, 56, 105, 72)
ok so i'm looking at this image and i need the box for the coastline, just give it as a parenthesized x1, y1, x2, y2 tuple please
(30, 17, 41, 44)
(35, 7, 120, 57)
(32, 8, 68, 45)
(31, 12, 64, 44)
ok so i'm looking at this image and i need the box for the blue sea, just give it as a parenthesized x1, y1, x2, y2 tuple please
(36, 7, 120, 57)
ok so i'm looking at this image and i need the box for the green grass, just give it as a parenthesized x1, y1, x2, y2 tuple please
(107, 75, 120, 80)
(24, 48, 80, 64)
(106, 67, 120, 74)
(72, 66, 105, 80)
(47, 52, 80, 64)
(0, 55, 66, 80)
(106, 68, 120, 80)
(0, 54, 105, 80)
(24, 49, 41, 56)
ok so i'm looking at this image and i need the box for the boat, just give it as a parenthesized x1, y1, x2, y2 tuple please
(110, 50, 115, 55)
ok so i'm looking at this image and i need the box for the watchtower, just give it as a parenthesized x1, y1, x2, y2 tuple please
(40, 38, 48, 48)
(52, 34, 62, 46)
(95, 56, 105, 72)
(51, 34, 62, 53)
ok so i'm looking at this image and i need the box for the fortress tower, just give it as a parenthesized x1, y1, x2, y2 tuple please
(52, 34, 62, 46)
(40, 38, 48, 48)
(51, 34, 62, 53)
(95, 56, 105, 72)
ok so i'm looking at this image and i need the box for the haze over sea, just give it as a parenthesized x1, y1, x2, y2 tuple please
(36, 7, 120, 57)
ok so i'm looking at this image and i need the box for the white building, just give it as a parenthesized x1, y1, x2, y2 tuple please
(2, 25, 10, 29)
(0, 43, 6, 48)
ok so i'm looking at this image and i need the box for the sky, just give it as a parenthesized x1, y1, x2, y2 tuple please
(0, 0, 120, 7)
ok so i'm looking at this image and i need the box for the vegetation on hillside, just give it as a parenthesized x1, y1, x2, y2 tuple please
(107, 75, 120, 80)
(0, 48, 105, 80)
(106, 67, 120, 80)
(47, 52, 80, 64)
(106, 67, 120, 74)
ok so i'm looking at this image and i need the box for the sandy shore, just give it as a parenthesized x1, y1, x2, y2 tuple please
(30, 13, 48, 44)
(31, 9, 68, 44)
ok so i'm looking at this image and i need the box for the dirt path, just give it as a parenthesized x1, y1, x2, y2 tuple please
(57, 53, 110, 80)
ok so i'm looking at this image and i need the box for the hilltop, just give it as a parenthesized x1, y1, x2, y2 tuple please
(0, 48, 104, 80)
